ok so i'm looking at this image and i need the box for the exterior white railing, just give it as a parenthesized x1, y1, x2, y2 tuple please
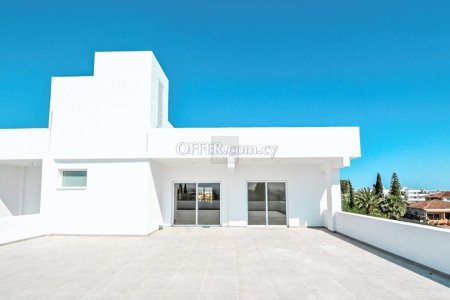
(335, 211, 450, 275)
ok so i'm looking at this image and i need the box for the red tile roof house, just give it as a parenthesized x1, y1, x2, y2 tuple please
(425, 191, 450, 201)
(407, 200, 450, 225)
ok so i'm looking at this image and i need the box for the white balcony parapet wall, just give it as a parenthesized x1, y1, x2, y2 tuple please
(0, 129, 48, 159)
(335, 211, 450, 275)
(0, 214, 44, 245)
(147, 127, 361, 159)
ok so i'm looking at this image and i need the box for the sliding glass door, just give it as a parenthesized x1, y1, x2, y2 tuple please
(174, 183, 196, 225)
(248, 182, 287, 226)
(267, 182, 287, 225)
(198, 183, 221, 225)
(174, 182, 220, 226)
(247, 182, 267, 225)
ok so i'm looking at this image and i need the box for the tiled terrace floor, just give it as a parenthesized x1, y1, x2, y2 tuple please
(0, 227, 449, 299)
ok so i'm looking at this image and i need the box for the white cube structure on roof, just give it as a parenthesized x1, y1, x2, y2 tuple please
(0, 51, 360, 239)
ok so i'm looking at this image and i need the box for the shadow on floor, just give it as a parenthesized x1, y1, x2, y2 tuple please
(315, 228, 450, 288)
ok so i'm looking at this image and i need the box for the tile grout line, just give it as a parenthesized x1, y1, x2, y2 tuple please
(157, 231, 186, 300)
(253, 229, 280, 300)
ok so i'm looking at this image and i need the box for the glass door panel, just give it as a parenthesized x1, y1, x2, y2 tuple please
(197, 183, 220, 225)
(248, 182, 266, 225)
(174, 183, 196, 225)
(267, 182, 287, 225)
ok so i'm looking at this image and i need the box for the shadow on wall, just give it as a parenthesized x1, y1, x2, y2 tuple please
(0, 198, 13, 216)
(0, 163, 42, 217)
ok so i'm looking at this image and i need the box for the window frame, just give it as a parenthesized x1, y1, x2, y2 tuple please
(246, 180, 288, 227)
(171, 181, 222, 226)
(428, 213, 440, 220)
(58, 169, 88, 190)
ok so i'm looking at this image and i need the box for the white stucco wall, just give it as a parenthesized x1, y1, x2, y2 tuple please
(156, 162, 327, 227)
(0, 129, 48, 160)
(147, 161, 164, 231)
(42, 160, 155, 235)
(49, 51, 170, 157)
(23, 166, 42, 215)
(335, 211, 450, 275)
(147, 127, 361, 160)
(0, 215, 44, 245)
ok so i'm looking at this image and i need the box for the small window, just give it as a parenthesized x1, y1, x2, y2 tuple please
(62, 170, 87, 188)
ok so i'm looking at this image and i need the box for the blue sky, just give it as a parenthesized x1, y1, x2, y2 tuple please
(0, 1, 449, 189)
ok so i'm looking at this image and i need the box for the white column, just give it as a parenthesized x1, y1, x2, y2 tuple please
(224, 157, 235, 227)
(325, 167, 342, 231)
(18, 166, 26, 215)
(39, 156, 55, 233)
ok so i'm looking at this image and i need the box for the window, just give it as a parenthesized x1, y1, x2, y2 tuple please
(427, 213, 440, 220)
(62, 170, 87, 188)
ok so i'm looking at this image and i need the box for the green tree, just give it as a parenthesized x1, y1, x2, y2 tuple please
(349, 180, 355, 209)
(177, 183, 182, 200)
(341, 192, 350, 210)
(379, 195, 407, 219)
(355, 188, 379, 215)
(340, 180, 350, 195)
(374, 173, 384, 199)
(340, 180, 350, 210)
(389, 172, 401, 197)
(340, 179, 355, 210)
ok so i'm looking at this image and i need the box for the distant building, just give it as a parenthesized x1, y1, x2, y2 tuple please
(425, 191, 450, 202)
(406, 200, 450, 225)
(402, 188, 435, 202)
(383, 187, 436, 202)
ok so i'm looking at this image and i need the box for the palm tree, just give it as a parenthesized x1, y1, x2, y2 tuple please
(355, 188, 379, 215)
(379, 195, 407, 219)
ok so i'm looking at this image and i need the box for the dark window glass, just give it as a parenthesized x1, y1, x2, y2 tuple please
(174, 183, 196, 225)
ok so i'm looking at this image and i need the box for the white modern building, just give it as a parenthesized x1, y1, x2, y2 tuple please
(0, 51, 361, 240)
(401, 187, 439, 202)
